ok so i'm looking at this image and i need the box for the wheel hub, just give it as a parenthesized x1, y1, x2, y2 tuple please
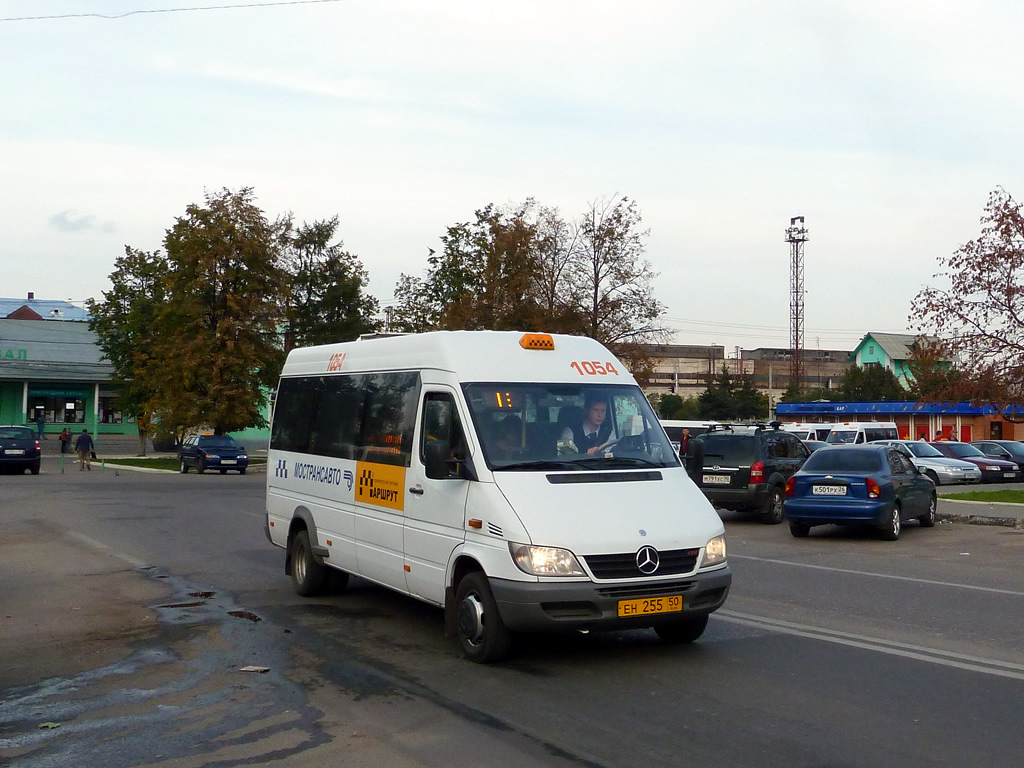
(457, 594, 485, 645)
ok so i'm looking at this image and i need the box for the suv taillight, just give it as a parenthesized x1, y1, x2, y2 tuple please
(785, 476, 795, 497)
(866, 477, 881, 498)
(750, 460, 765, 482)
(35, 440, 40, 451)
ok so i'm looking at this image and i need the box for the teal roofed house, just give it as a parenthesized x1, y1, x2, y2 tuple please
(850, 332, 944, 389)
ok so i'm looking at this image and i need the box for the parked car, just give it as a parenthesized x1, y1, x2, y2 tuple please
(782, 423, 835, 441)
(660, 420, 720, 455)
(784, 444, 937, 540)
(873, 440, 982, 485)
(928, 442, 1020, 483)
(801, 439, 829, 453)
(0, 425, 41, 475)
(179, 434, 249, 474)
(969, 440, 1024, 472)
(699, 423, 811, 524)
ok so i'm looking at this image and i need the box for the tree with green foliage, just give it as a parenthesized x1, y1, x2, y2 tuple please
(657, 392, 702, 419)
(150, 187, 288, 436)
(837, 364, 907, 401)
(390, 196, 669, 358)
(87, 246, 167, 455)
(697, 367, 769, 421)
(280, 216, 380, 349)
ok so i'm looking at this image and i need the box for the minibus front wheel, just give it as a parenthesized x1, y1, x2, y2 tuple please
(455, 573, 513, 663)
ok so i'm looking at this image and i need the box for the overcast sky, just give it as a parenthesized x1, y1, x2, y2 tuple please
(3, 0, 1022, 353)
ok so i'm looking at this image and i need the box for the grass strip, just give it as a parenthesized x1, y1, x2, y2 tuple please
(942, 489, 1024, 504)
(105, 457, 266, 471)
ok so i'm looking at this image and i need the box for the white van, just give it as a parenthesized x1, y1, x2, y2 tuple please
(780, 422, 834, 442)
(659, 419, 720, 454)
(825, 421, 900, 445)
(265, 331, 731, 662)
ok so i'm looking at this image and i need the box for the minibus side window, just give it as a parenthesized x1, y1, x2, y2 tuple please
(310, 374, 364, 459)
(359, 372, 420, 467)
(421, 393, 467, 469)
(270, 376, 319, 453)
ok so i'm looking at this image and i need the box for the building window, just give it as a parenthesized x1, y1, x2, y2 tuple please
(100, 397, 123, 424)
(28, 397, 85, 424)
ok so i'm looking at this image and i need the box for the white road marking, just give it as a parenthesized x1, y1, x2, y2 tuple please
(65, 530, 150, 568)
(730, 553, 1024, 596)
(716, 609, 1024, 680)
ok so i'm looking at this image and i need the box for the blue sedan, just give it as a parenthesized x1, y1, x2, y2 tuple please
(784, 444, 937, 540)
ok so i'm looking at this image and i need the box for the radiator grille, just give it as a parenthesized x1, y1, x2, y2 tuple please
(583, 548, 700, 579)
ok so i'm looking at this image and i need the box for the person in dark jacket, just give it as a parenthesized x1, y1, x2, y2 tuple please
(560, 396, 617, 455)
(74, 429, 95, 471)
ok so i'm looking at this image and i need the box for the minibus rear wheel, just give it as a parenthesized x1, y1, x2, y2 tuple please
(290, 529, 327, 596)
(455, 572, 513, 663)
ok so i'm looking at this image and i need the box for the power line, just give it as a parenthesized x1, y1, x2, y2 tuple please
(0, 0, 345, 22)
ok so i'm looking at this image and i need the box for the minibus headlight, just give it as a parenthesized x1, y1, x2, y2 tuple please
(509, 543, 585, 576)
(702, 535, 727, 567)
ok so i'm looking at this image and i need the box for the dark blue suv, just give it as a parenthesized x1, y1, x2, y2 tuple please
(179, 434, 248, 475)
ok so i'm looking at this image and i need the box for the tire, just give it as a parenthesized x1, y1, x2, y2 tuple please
(918, 493, 937, 528)
(925, 469, 939, 486)
(179, 459, 188, 474)
(654, 614, 709, 644)
(30, 466, 40, 476)
(454, 572, 513, 663)
(789, 522, 810, 538)
(239, 468, 246, 475)
(197, 459, 206, 474)
(290, 529, 328, 596)
(761, 485, 785, 525)
(880, 502, 902, 541)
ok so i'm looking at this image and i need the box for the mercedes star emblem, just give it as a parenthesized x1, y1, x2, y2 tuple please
(636, 545, 660, 575)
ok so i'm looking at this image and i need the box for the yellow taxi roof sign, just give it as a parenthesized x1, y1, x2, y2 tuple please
(519, 333, 555, 350)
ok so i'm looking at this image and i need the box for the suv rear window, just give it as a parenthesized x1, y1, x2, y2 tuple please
(803, 449, 883, 473)
(0, 427, 33, 440)
(702, 434, 757, 464)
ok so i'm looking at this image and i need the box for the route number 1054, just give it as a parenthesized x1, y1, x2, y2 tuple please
(570, 360, 620, 376)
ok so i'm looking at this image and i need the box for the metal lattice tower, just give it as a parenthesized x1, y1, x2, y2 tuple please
(785, 216, 808, 389)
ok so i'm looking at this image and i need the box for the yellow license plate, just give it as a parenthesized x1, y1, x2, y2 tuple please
(617, 595, 683, 617)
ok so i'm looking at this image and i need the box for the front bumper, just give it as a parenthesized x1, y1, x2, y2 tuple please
(489, 567, 731, 632)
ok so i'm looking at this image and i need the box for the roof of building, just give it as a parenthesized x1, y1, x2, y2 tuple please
(0, 319, 112, 382)
(853, 332, 941, 363)
(0, 297, 90, 322)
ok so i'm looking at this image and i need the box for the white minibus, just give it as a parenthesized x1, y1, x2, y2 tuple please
(825, 421, 900, 444)
(265, 331, 731, 662)
(780, 422, 834, 441)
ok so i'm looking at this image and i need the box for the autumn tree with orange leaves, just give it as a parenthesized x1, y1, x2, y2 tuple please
(910, 188, 1024, 421)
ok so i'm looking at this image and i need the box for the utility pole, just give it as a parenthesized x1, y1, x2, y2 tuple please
(785, 216, 808, 391)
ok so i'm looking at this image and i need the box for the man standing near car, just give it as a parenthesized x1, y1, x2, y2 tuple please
(74, 429, 95, 471)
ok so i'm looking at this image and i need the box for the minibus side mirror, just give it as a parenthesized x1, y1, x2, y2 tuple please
(424, 440, 476, 481)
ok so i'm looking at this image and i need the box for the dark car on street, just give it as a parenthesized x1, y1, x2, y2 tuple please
(784, 444, 937, 540)
(699, 423, 811, 524)
(969, 439, 1024, 472)
(179, 434, 249, 474)
(0, 425, 41, 475)
(928, 441, 1020, 483)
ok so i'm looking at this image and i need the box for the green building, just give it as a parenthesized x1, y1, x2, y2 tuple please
(0, 297, 270, 447)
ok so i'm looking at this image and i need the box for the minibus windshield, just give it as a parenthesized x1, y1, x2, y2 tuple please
(463, 383, 679, 470)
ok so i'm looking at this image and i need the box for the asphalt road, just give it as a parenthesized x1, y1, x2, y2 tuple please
(1, 467, 1022, 767)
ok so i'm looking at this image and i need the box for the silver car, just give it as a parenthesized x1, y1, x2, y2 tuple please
(873, 440, 982, 485)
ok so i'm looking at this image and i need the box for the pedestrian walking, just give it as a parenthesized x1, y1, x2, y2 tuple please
(35, 412, 46, 439)
(59, 427, 69, 454)
(74, 429, 95, 471)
